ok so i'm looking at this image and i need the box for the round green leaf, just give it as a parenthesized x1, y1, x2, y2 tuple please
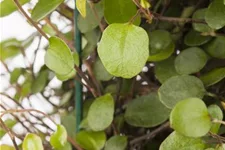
(0, 145, 15, 150)
(155, 56, 179, 83)
(10, 68, 22, 84)
(175, 47, 208, 75)
(192, 8, 213, 32)
(31, 70, 48, 94)
(76, 131, 106, 150)
(208, 105, 223, 134)
(204, 36, 225, 59)
(184, 30, 212, 46)
(97, 23, 149, 78)
(31, 0, 64, 21)
(4, 119, 17, 128)
(57, 142, 72, 150)
(159, 131, 206, 150)
(125, 93, 170, 127)
(148, 30, 174, 62)
(61, 113, 76, 138)
(158, 75, 206, 109)
(78, 2, 104, 33)
(45, 36, 75, 81)
(104, 0, 140, 25)
(42, 24, 57, 36)
(170, 98, 211, 137)
(50, 125, 67, 149)
(0, 38, 22, 61)
(205, 0, 225, 30)
(105, 135, 127, 150)
(0, 0, 30, 17)
(200, 67, 225, 87)
(22, 133, 44, 150)
(87, 94, 114, 131)
(93, 58, 113, 81)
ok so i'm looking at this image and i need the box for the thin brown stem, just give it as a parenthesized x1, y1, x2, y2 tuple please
(88, 2, 104, 32)
(45, 18, 74, 50)
(13, 0, 49, 40)
(153, 13, 206, 24)
(0, 119, 20, 150)
(84, 60, 102, 96)
(129, 121, 170, 145)
(74, 65, 99, 97)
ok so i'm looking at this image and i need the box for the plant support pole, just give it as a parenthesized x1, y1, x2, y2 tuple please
(74, 1, 82, 134)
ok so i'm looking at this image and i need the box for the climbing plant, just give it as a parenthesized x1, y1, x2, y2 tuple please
(0, 0, 225, 149)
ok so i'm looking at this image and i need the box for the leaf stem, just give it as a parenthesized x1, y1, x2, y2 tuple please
(0, 118, 20, 150)
(129, 121, 170, 145)
(212, 118, 225, 126)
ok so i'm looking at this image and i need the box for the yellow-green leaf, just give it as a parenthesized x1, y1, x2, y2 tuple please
(22, 133, 44, 150)
(76, 0, 86, 18)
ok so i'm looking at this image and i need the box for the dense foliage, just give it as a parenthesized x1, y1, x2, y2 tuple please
(0, 0, 225, 149)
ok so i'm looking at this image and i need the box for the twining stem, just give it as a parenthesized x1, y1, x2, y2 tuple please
(0, 108, 83, 150)
(129, 121, 170, 145)
(88, 2, 105, 32)
(213, 118, 225, 126)
(13, 0, 49, 40)
(0, 118, 19, 150)
(132, 0, 206, 24)
(129, 9, 141, 24)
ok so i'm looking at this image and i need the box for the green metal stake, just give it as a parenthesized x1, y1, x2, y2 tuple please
(74, 1, 82, 134)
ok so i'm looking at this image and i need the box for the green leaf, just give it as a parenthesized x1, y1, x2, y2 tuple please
(175, 47, 208, 75)
(42, 24, 57, 36)
(76, 131, 106, 150)
(208, 105, 223, 134)
(0, 0, 30, 17)
(205, 0, 225, 30)
(10, 68, 22, 84)
(50, 125, 67, 149)
(22, 133, 44, 150)
(155, 56, 179, 83)
(105, 135, 127, 150)
(148, 30, 175, 62)
(104, 0, 140, 25)
(56, 142, 72, 150)
(158, 75, 206, 109)
(78, 2, 104, 33)
(125, 93, 170, 127)
(31, 69, 48, 94)
(59, 90, 73, 106)
(98, 23, 149, 78)
(204, 36, 225, 59)
(21, 81, 32, 98)
(0, 119, 17, 138)
(170, 98, 211, 137)
(93, 58, 113, 81)
(61, 113, 76, 138)
(0, 145, 15, 150)
(0, 129, 6, 138)
(31, 0, 64, 21)
(87, 94, 114, 131)
(45, 36, 75, 81)
(76, 0, 86, 18)
(159, 131, 206, 150)
(200, 67, 225, 87)
(82, 29, 101, 59)
(192, 8, 213, 32)
(0, 38, 22, 61)
(4, 119, 17, 128)
(184, 30, 212, 46)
